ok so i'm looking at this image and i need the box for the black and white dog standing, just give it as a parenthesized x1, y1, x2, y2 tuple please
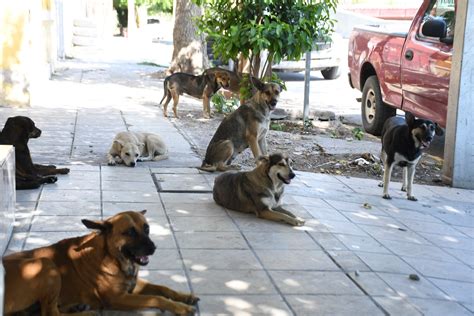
(380, 112, 443, 201)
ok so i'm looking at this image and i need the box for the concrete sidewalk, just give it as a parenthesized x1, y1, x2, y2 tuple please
(1, 47, 473, 315)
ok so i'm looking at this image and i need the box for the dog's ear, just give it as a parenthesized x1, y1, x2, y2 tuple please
(139, 209, 147, 215)
(434, 123, 444, 136)
(82, 219, 112, 232)
(256, 155, 270, 166)
(114, 139, 125, 148)
(251, 77, 265, 91)
(405, 112, 415, 128)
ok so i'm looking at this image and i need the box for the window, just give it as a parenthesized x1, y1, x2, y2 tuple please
(421, 0, 455, 38)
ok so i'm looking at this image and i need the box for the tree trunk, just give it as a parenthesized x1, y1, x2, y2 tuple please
(168, 0, 208, 74)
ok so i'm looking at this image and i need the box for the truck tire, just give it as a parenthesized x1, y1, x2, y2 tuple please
(321, 67, 340, 80)
(361, 75, 396, 136)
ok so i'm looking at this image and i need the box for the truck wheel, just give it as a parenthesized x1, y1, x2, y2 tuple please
(321, 67, 340, 80)
(361, 76, 396, 136)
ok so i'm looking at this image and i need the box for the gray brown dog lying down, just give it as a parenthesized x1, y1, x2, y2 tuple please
(108, 131, 168, 167)
(213, 153, 305, 226)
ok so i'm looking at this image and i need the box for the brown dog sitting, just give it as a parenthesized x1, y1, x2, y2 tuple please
(3, 210, 199, 315)
(199, 78, 281, 172)
(0, 116, 69, 190)
(160, 69, 231, 118)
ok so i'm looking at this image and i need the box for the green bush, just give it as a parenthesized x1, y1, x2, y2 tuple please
(148, 0, 173, 14)
(211, 94, 239, 114)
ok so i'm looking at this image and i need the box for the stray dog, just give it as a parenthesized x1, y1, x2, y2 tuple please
(199, 78, 281, 172)
(0, 116, 69, 190)
(3, 210, 199, 315)
(160, 69, 232, 118)
(380, 112, 443, 201)
(108, 131, 168, 167)
(213, 153, 305, 226)
(204, 67, 244, 98)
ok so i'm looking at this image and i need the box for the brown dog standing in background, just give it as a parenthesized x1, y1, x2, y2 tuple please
(3, 210, 199, 315)
(160, 69, 232, 118)
(0, 116, 70, 190)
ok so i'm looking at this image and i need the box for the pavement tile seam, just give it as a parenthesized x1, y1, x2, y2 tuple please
(156, 188, 201, 300)
(221, 211, 306, 315)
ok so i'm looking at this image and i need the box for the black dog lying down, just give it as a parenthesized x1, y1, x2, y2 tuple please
(380, 111, 443, 201)
(0, 116, 70, 190)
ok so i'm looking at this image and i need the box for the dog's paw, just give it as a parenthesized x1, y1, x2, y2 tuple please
(108, 161, 117, 166)
(401, 186, 407, 192)
(185, 294, 200, 305)
(176, 304, 196, 316)
(45, 176, 58, 184)
(58, 168, 70, 174)
(382, 194, 391, 200)
(407, 195, 418, 201)
(378, 182, 384, 187)
(292, 217, 306, 226)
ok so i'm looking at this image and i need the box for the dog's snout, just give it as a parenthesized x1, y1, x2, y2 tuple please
(130, 162, 136, 167)
(270, 100, 277, 106)
(289, 172, 296, 179)
(30, 128, 42, 138)
(145, 238, 156, 254)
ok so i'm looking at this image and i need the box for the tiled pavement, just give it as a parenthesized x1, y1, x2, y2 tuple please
(1, 57, 474, 315)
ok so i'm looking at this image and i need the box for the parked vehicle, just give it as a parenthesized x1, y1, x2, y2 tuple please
(348, 0, 455, 135)
(273, 33, 343, 80)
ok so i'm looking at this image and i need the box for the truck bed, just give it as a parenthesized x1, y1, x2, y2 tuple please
(353, 22, 411, 38)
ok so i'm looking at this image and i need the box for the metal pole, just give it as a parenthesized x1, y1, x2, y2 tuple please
(303, 50, 311, 124)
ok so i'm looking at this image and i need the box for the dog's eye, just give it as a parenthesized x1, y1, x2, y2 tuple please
(125, 153, 130, 156)
(429, 125, 434, 131)
(135, 154, 139, 157)
(125, 227, 137, 237)
(144, 224, 150, 235)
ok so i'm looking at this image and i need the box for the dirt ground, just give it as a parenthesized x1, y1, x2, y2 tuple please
(174, 108, 445, 187)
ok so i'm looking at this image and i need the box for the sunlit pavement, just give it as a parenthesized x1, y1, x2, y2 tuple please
(2, 38, 473, 315)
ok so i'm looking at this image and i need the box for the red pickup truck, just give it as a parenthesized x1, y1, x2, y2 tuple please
(348, 0, 455, 135)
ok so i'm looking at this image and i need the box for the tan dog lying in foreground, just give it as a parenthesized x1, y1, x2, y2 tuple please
(213, 153, 305, 226)
(108, 131, 168, 167)
(3, 211, 199, 315)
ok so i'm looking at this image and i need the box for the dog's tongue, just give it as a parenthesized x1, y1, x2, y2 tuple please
(422, 140, 431, 148)
(137, 256, 149, 265)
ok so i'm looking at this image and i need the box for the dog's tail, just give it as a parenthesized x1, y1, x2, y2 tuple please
(198, 162, 217, 173)
(152, 153, 169, 161)
(159, 78, 170, 105)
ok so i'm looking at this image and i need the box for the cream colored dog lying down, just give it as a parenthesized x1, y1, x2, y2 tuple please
(108, 131, 168, 167)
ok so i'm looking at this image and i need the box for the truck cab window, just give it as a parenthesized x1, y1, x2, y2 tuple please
(421, 0, 455, 38)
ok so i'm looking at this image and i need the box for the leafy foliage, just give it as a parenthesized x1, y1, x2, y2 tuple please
(148, 0, 173, 14)
(352, 127, 364, 140)
(193, 0, 338, 78)
(211, 94, 240, 114)
(114, 0, 173, 14)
